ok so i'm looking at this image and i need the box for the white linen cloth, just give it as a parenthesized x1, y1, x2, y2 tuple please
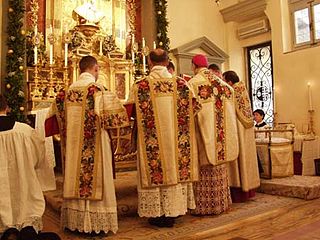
(35, 108, 56, 191)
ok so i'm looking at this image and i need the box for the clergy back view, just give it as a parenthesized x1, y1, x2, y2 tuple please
(127, 49, 201, 227)
(188, 55, 239, 215)
(0, 95, 46, 233)
(223, 70, 260, 202)
(45, 56, 129, 234)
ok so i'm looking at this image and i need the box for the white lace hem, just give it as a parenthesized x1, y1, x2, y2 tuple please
(0, 216, 43, 233)
(61, 207, 118, 234)
(138, 182, 195, 218)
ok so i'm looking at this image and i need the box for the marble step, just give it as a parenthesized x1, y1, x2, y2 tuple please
(44, 171, 138, 217)
(258, 175, 320, 200)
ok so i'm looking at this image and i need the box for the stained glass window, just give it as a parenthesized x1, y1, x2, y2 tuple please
(247, 42, 274, 125)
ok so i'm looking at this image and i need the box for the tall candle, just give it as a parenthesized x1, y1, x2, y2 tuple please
(34, 25, 38, 65)
(99, 39, 103, 56)
(142, 37, 146, 73)
(64, 43, 68, 67)
(273, 87, 276, 113)
(49, 25, 53, 65)
(153, 41, 156, 49)
(131, 33, 135, 63)
(308, 83, 313, 111)
(64, 25, 68, 67)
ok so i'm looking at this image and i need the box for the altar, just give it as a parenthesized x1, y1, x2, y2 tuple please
(255, 129, 295, 179)
(294, 135, 320, 176)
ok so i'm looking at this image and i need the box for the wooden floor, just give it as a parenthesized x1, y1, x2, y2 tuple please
(193, 198, 320, 240)
(42, 172, 320, 239)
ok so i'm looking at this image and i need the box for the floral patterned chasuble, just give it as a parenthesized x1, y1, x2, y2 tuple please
(233, 81, 254, 129)
(188, 69, 239, 166)
(134, 77, 201, 188)
(55, 83, 128, 200)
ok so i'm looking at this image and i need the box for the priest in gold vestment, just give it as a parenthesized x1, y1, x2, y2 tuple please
(223, 70, 260, 202)
(188, 55, 239, 215)
(45, 56, 129, 234)
(126, 49, 201, 227)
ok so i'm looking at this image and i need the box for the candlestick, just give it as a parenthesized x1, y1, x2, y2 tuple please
(308, 82, 313, 111)
(32, 64, 41, 98)
(63, 66, 70, 90)
(47, 65, 56, 98)
(153, 41, 156, 49)
(142, 38, 146, 73)
(49, 25, 54, 65)
(131, 33, 135, 63)
(34, 25, 38, 65)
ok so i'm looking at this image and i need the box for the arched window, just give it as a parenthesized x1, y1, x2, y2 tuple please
(247, 42, 274, 125)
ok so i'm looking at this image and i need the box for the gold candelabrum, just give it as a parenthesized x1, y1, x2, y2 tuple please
(31, 63, 42, 99)
(308, 109, 315, 136)
(47, 65, 56, 98)
(273, 111, 278, 128)
(31, 29, 42, 99)
(63, 66, 70, 90)
(47, 31, 56, 98)
(131, 33, 149, 76)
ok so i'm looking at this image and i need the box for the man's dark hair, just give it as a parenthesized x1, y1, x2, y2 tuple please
(0, 94, 8, 112)
(149, 49, 169, 64)
(79, 56, 98, 73)
(167, 61, 175, 71)
(223, 70, 240, 84)
(208, 63, 220, 72)
(253, 109, 265, 119)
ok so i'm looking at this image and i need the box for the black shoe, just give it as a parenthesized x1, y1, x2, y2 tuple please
(38, 232, 61, 240)
(0, 228, 20, 240)
(148, 216, 175, 228)
(19, 226, 38, 240)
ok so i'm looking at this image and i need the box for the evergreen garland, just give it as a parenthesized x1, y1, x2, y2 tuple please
(4, 0, 26, 121)
(154, 0, 170, 51)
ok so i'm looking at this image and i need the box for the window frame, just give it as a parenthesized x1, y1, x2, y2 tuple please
(290, 0, 320, 48)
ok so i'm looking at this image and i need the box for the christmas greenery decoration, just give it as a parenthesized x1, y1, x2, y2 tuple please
(154, 0, 170, 51)
(4, 0, 26, 121)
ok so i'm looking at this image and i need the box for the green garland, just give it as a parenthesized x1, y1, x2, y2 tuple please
(154, 0, 170, 51)
(4, 0, 26, 122)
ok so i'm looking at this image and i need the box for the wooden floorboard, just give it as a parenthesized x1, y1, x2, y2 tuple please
(42, 172, 320, 239)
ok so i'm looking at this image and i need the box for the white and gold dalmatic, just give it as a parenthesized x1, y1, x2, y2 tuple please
(188, 68, 239, 215)
(127, 66, 200, 217)
(46, 72, 129, 233)
(228, 81, 260, 192)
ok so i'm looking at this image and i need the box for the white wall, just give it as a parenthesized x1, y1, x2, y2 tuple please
(266, 0, 319, 134)
(167, 0, 227, 52)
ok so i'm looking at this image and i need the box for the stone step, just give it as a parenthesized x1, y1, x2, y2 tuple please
(258, 175, 320, 200)
(44, 171, 138, 217)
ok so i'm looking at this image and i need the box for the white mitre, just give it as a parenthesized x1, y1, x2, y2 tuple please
(73, 2, 105, 24)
